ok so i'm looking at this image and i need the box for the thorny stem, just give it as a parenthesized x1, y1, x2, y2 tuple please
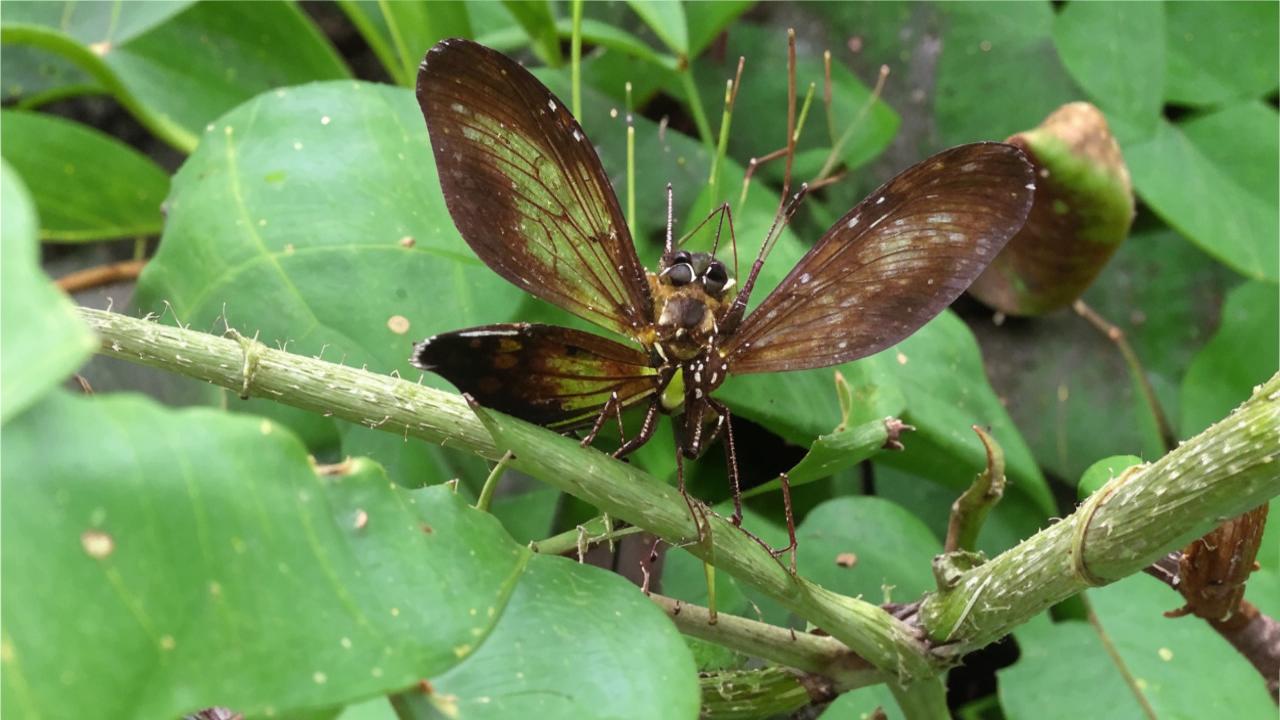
(79, 308, 1280, 708)
(1073, 299, 1177, 452)
(530, 516, 644, 557)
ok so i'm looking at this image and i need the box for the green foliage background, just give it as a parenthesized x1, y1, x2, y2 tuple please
(2, 2, 1276, 719)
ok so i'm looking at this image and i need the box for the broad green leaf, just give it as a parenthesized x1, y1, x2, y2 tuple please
(1126, 103, 1279, 283)
(490, 485, 560, 544)
(134, 80, 524, 485)
(684, 1, 753, 56)
(414, 556, 699, 720)
(1052, 1, 1164, 143)
(795, 496, 941, 605)
(1076, 455, 1142, 499)
(2, 391, 697, 719)
(999, 621, 1145, 719)
(875, 311, 1054, 515)
(1164, 1, 1279, 107)
(0, 0, 191, 103)
(1, 392, 526, 718)
(338, 1, 472, 87)
(0, 109, 169, 242)
(2, 1, 350, 151)
(1181, 281, 1280, 436)
(627, 0, 688, 56)
(934, 2, 1081, 147)
(0, 162, 95, 425)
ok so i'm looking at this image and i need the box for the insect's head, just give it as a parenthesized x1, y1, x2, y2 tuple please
(659, 251, 735, 298)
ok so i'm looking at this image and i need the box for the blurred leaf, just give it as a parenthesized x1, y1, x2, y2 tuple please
(0, 0, 191, 103)
(984, 226, 1234, 484)
(821, 684, 901, 720)
(693, 23, 900, 185)
(1164, 1, 1279, 107)
(685, 1, 753, 56)
(0, 162, 95, 425)
(3, 392, 697, 719)
(1076, 455, 1142, 499)
(338, 1, 472, 87)
(501, 0, 561, 67)
(490, 485, 560, 544)
(1001, 576, 1277, 718)
(1052, 1, 1164, 143)
(1181, 281, 1280, 436)
(134, 81, 525, 484)
(0, 109, 169, 242)
(627, 0, 688, 56)
(796, 496, 941, 605)
(999, 621, 1146, 719)
(934, 2, 1080, 147)
(2, 1, 349, 152)
(1126, 102, 1279, 283)
(970, 102, 1134, 316)
(555, 16, 675, 69)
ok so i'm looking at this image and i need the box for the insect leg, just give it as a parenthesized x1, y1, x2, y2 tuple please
(776, 471, 797, 575)
(706, 399, 743, 527)
(613, 395, 660, 459)
(579, 391, 620, 449)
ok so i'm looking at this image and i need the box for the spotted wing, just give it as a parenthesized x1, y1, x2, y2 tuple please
(721, 143, 1035, 374)
(412, 323, 659, 430)
(417, 39, 653, 341)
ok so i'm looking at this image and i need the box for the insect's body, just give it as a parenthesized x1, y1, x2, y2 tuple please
(411, 37, 1035, 538)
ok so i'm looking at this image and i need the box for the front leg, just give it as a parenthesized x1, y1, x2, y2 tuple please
(612, 395, 661, 459)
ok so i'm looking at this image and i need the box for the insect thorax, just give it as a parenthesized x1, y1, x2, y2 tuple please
(647, 272, 730, 361)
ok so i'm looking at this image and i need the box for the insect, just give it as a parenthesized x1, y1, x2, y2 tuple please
(411, 38, 1035, 558)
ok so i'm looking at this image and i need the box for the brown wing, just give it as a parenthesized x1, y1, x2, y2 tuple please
(411, 323, 659, 430)
(417, 38, 654, 341)
(721, 142, 1035, 374)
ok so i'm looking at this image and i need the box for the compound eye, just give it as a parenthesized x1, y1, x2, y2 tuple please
(702, 261, 729, 294)
(666, 263, 695, 286)
(670, 250, 693, 266)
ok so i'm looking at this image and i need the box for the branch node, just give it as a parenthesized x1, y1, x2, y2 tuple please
(1070, 466, 1140, 587)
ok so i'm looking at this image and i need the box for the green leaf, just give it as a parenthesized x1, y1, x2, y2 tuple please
(501, 0, 561, 67)
(999, 621, 1146, 719)
(1181, 281, 1280, 436)
(1077, 455, 1142, 499)
(338, 1, 472, 87)
(134, 80, 525, 483)
(627, 0, 688, 56)
(2, 391, 697, 719)
(0, 162, 95, 425)
(0, 109, 169, 242)
(877, 311, 1055, 515)
(0, 0, 191, 103)
(795, 496, 941, 605)
(490, 486, 560, 544)
(1164, 1, 1279, 107)
(821, 684, 901, 720)
(2, 1, 350, 152)
(969, 102, 1135, 316)
(985, 226, 1237, 484)
(934, 2, 1081, 147)
(1126, 102, 1279, 282)
(684, 1, 753, 56)
(1001, 577, 1278, 717)
(1052, 1, 1164, 143)
(411, 555, 699, 719)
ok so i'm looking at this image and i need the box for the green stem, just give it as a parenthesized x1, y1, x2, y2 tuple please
(679, 68, 715, 149)
(944, 426, 1006, 553)
(530, 516, 643, 556)
(474, 450, 513, 512)
(570, 0, 583, 119)
(2, 23, 198, 152)
(889, 675, 950, 720)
